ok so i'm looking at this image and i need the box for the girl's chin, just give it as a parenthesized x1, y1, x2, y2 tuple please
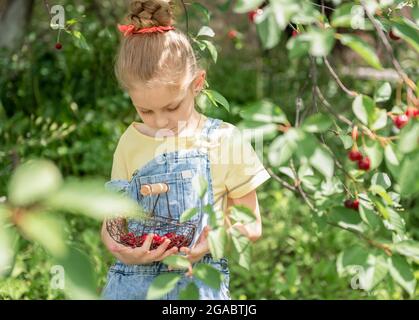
(155, 127, 178, 136)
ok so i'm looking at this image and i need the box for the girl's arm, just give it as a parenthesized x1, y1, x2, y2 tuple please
(226, 190, 262, 242)
(179, 190, 262, 265)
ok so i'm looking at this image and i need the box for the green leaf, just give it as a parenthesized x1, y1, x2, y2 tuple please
(197, 26, 215, 38)
(146, 273, 181, 300)
(44, 179, 141, 220)
(391, 17, 419, 53)
(208, 227, 227, 260)
(374, 201, 390, 220)
(229, 205, 256, 224)
(340, 134, 354, 149)
(286, 34, 311, 59)
(192, 174, 208, 199)
(196, 91, 213, 112)
(193, 263, 222, 289)
(371, 172, 391, 190)
(295, 28, 336, 57)
(364, 140, 383, 170)
(359, 205, 382, 231)
(8, 159, 62, 207)
(358, 254, 388, 292)
(309, 145, 335, 179)
(233, 0, 265, 14)
(338, 34, 383, 70)
(256, 6, 281, 49)
(203, 90, 229, 111)
(336, 245, 369, 276)
(369, 185, 393, 205)
(302, 113, 333, 133)
(331, 3, 371, 29)
(385, 208, 406, 236)
(397, 121, 419, 154)
(230, 228, 252, 270)
(413, 4, 419, 25)
(71, 30, 90, 51)
(392, 240, 419, 264)
(270, 0, 300, 29)
(191, 3, 211, 23)
(352, 95, 375, 126)
(201, 40, 218, 64)
(54, 246, 98, 299)
(179, 282, 200, 300)
(374, 82, 392, 103)
(268, 129, 300, 166)
(337, 246, 388, 292)
(398, 153, 419, 197)
(205, 207, 224, 229)
(387, 255, 416, 297)
(328, 207, 367, 233)
(237, 120, 279, 141)
(285, 263, 299, 287)
(0, 209, 16, 278)
(311, 28, 336, 56)
(162, 255, 191, 270)
(290, 1, 320, 25)
(19, 212, 67, 257)
(239, 100, 287, 124)
(384, 144, 400, 167)
(370, 109, 388, 131)
(179, 208, 199, 223)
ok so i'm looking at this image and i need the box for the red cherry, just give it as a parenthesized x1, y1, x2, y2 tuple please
(344, 199, 354, 209)
(358, 157, 371, 171)
(292, 30, 299, 37)
(227, 29, 238, 39)
(352, 199, 359, 211)
(248, 10, 257, 23)
(388, 30, 400, 41)
(247, 9, 263, 23)
(344, 199, 359, 211)
(393, 114, 409, 129)
(348, 150, 363, 162)
(405, 108, 419, 118)
(136, 234, 148, 246)
(351, 126, 359, 141)
(164, 232, 176, 239)
(55, 42, 62, 50)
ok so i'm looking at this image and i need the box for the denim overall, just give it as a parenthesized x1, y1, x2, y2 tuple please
(101, 116, 231, 300)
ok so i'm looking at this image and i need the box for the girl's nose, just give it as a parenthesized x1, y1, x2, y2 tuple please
(155, 117, 169, 129)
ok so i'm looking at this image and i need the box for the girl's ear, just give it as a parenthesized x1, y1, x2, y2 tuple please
(193, 70, 206, 95)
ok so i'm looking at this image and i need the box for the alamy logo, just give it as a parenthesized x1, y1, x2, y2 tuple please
(50, 5, 65, 30)
(50, 265, 65, 290)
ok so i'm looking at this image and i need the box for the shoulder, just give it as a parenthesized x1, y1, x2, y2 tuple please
(212, 119, 246, 145)
(113, 123, 137, 154)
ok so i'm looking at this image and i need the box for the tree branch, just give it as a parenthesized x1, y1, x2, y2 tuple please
(360, 1, 416, 91)
(323, 57, 358, 97)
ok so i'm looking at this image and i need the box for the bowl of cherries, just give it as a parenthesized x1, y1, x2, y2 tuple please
(120, 232, 188, 249)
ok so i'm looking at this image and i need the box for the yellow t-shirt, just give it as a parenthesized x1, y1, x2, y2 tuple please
(110, 114, 271, 213)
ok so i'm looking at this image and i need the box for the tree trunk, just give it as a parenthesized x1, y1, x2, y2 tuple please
(0, 0, 35, 51)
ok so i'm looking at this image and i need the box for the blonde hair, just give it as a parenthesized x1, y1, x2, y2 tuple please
(114, 0, 201, 92)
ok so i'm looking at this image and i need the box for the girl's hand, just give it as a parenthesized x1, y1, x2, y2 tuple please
(178, 226, 211, 276)
(101, 221, 178, 265)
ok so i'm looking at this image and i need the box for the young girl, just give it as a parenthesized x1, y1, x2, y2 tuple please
(101, 0, 271, 300)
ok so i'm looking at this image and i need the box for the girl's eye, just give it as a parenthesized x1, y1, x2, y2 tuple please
(167, 105, 180, 112)
(140, 110, 152, 114)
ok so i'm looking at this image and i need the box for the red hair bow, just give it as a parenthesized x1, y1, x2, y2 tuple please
(117, 24, 175, 36)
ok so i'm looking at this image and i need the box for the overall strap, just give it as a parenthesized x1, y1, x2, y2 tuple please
(200, 116, 223, 141)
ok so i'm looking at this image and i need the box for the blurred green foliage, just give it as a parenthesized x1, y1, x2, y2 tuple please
(1, 0, 418, 299)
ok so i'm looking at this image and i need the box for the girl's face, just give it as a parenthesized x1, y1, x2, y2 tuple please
(129, 72, 205, 136)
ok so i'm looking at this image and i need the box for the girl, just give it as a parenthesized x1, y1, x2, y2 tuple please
(101, 0, 271, 300)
